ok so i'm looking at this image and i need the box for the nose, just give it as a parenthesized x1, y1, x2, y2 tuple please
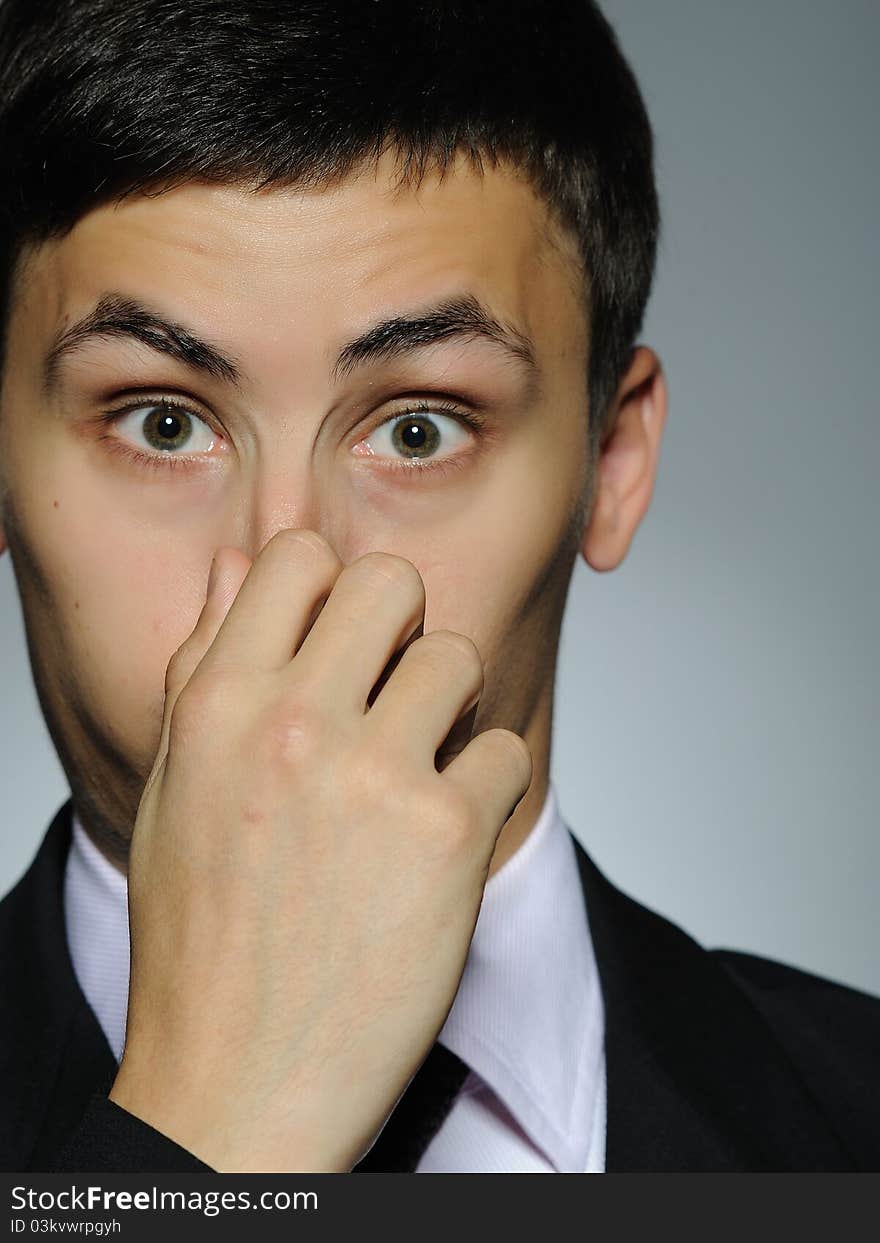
(222, 452, 351, 566)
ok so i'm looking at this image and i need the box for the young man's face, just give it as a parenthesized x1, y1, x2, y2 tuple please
(0, 149, 665, 870)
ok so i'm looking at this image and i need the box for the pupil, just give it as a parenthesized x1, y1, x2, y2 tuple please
(401, 422, 426, 448)
(158, 414, 179, 439)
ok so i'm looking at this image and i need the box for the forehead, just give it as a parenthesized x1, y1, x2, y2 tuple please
(17, 149, 586, 381)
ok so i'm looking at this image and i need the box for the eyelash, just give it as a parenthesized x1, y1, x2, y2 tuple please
(96, 395, 488, 480)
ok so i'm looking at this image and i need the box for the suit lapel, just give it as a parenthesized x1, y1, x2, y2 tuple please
(569, 832, 854, 1170)
(0, 799, 117, 1171)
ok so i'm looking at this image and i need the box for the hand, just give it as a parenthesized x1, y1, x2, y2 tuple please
(108, 529, 532, 1171)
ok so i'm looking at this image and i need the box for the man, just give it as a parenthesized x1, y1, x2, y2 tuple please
(0, 0, 877, 1174)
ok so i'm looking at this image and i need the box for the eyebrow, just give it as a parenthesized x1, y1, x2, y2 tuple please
(330, 293, 540, 393)
(43, 294, 243, 393)
(43, 290, 540, 396)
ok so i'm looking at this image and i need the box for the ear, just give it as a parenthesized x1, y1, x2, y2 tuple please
(581, 345, 668, 572)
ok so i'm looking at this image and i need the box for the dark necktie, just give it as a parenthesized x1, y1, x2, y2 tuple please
(352, 1042, 470, 1172)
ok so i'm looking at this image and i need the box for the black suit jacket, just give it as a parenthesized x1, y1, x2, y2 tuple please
(1, 798, 878, 1172)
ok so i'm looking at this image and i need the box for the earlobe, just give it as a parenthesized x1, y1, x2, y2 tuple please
(580, 346, 668, 573)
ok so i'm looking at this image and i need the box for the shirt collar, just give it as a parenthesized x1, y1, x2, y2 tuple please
(65, 780, 604, 1173)
(436, 782, 604, 1172)
(63, 811, 130, 1065)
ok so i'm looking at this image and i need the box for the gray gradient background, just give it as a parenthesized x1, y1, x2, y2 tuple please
(1, 2, 877, 994)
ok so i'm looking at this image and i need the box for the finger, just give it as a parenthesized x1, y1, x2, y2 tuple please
(366, 630, 483, 767)
(196, 528, 344, 676)
(287, 551, 427, 712)
(154, 547, 251, 773)
(441, 729, 533, 832)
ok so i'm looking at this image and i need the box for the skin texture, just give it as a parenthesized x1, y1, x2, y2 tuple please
(0, 147, 668, 880)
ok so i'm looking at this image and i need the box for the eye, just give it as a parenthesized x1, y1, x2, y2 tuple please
(353, 403, 476, 468)
(109, 400, 218, 458)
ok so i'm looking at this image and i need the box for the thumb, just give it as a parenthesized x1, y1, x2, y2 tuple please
(153, 547, 252, 777)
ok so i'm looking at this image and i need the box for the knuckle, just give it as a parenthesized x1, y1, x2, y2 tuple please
(261, 697, 326, 767)
(341, 747, 396, 808)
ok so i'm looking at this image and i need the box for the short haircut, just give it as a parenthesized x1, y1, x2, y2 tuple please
(0, 0, 659, 463)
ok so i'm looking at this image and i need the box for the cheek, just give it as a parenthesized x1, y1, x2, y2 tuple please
(64, 547, 206, 768)
(5, 442, 207, 765)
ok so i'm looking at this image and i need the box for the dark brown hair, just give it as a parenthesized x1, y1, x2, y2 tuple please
(0, 0, 660, 461)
